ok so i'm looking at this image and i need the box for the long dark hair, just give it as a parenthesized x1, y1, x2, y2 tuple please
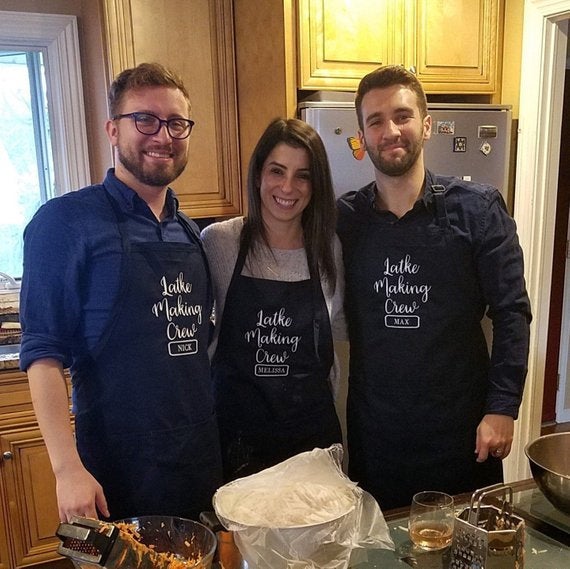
(241, 117, 337, 290)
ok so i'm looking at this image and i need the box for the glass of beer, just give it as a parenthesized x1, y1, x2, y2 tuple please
(408, 491, 454, 550)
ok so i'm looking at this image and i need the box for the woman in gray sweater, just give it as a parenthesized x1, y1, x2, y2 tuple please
(201, 118, 346, 481)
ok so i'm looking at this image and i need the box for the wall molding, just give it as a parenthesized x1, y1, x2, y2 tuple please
(508, 0, 570, 482)
(0, 11, 90, 193)
(101, 0, 136, 82)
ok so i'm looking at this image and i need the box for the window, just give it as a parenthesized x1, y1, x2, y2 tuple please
(0, 12, 90, 280)
(0, 51, 54, 278)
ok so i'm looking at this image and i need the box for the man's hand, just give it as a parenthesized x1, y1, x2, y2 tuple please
(475, 414, 514, 462)
(55, 464, 109, 522)
(27, 359, 110, 521)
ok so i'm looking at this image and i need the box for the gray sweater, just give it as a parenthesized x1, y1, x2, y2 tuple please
(201, 216, 347, 396)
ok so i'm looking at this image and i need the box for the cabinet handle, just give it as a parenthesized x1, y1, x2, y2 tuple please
(2, 451, 13, 461)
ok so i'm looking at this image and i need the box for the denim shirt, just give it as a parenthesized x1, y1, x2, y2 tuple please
(19, 169, 198, 371)
(336, 169, 532, 418)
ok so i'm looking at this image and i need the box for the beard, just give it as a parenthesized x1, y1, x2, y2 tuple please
(365, 136, 424, 177)
(117, 145, 188, 187)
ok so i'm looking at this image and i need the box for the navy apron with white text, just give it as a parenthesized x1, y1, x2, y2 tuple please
(343, 185, 502, 511)
(213, 240, 341, 481)
(72, 192, 222, 521)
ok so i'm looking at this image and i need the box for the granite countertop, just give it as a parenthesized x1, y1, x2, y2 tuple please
(0, 345, 20, 371)
(0, 286, 20, 371)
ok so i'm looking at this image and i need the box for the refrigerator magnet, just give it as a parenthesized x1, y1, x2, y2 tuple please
(453, 137, 467, 152)
(436, 120, 455, 135)
(480, 141, 492, 156)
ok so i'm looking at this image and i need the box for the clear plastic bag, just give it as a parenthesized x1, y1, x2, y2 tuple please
(213, 445, 394, 569)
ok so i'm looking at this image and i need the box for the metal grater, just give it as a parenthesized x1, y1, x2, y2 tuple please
(56, 516, 120, 567)
(56, 516, 191, 569)
(450, 484, 525, 569)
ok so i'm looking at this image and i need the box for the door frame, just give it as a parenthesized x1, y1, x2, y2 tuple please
(508, 0, 570, 482)
(557, 213, 570, 422)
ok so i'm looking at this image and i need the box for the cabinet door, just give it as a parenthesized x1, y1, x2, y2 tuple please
(0, 426, 62, 567)
(297, 0, 502, 94)
(102, 0, 242, 218)
(415, 0, 501, 93)
(0, 484, 10, 569)
(297, 0, 413, 90)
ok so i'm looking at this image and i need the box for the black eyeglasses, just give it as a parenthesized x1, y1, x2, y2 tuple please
(113, 112, 195, 139)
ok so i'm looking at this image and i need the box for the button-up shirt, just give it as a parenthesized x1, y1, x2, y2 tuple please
(20, 169, 198, 371)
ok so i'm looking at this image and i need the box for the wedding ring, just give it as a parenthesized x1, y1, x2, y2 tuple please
(493, 449, 503, 456)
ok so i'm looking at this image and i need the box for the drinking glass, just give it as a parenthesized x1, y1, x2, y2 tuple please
(408, 491, 455, 550)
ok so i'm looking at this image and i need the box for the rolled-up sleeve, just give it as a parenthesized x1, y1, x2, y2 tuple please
(19, 201, 86, 371)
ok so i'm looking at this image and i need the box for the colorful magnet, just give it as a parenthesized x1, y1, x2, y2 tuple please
(480, 141, 492, 156)
(436, 120, 455, 135)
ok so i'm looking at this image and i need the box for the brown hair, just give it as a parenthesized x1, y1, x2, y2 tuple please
(108, 62, 191, 117)
(242, 118, 337, 289)
(355, 65, 428, 129)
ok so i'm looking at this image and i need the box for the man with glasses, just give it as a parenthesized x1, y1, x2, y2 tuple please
(20, 62, 223, 522)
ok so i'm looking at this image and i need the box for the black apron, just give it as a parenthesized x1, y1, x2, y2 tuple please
(73, 192, 222, 521)
(343, 185, 502, 511)
(212, 239, 342, 481)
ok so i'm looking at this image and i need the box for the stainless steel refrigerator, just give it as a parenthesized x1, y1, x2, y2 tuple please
(298, 99, 512, 204)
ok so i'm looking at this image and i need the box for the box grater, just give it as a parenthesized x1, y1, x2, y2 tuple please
(56, 516, 171, 569)
(450, 484, 525, 569)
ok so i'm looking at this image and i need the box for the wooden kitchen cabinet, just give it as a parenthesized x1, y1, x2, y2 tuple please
(297, 0, 503, 94)
(0, 369, 72, 569)
(297, 0, 413, 90)
(0, 421, 60, 567)
(0, 492, 10, 569)
(101, 0, 242, 219)
(414, 0, 502, 93)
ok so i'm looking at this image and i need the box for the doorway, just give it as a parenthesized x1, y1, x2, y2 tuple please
(507, 0, 570, 482)
(543, 69, 570, 427)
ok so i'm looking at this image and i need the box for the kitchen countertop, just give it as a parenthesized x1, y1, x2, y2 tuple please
(354, 515, 569, 568)
(0, 344, 19, 370)
(0, 286, 20, 369)
(47, 478, 569, 568)
(213, 480, 569, 569)
(352, 480, 570, 568)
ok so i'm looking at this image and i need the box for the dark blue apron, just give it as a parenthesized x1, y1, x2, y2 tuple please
(72, 192, 222, 521)
(212, 238, 341, 481)
(343, 185, 502, 511)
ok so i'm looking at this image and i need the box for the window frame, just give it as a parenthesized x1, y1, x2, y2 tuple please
(0, 11, 90, 194)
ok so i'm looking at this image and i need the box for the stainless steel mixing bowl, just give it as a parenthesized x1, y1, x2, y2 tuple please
(525, 432, 570, 515)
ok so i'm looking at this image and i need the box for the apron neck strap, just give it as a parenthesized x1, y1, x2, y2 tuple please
(430, 184, 450, 228)
(103, 188, 214, 339)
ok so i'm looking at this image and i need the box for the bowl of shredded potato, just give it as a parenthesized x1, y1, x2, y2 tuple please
(114, 516, 217, 569)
